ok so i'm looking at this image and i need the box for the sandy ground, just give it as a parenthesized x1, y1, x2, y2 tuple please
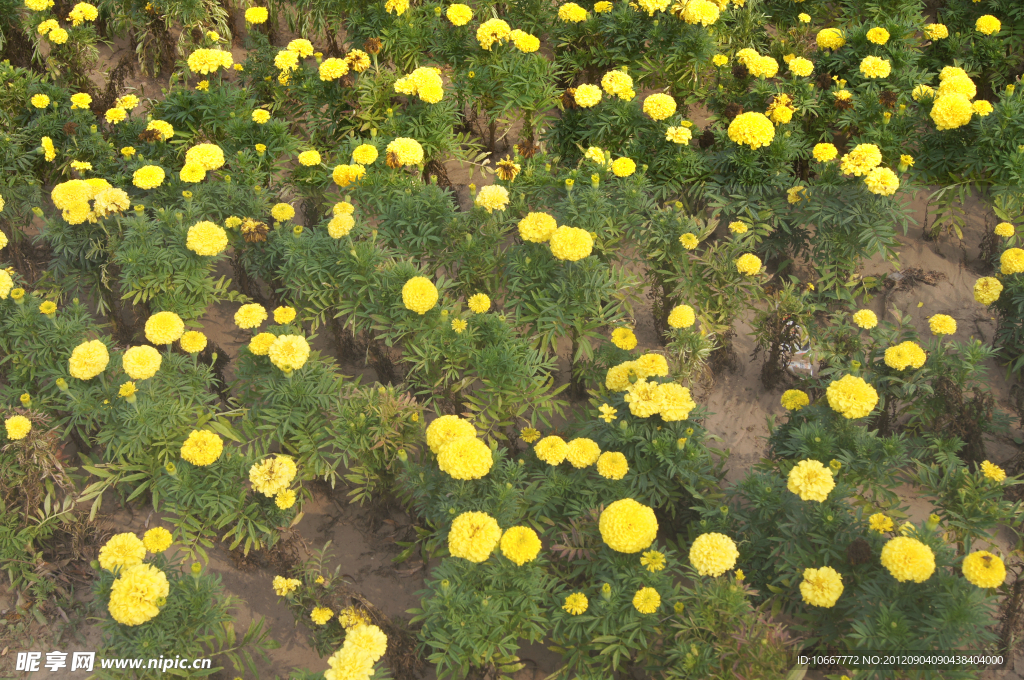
(3, 25, 1023, 680)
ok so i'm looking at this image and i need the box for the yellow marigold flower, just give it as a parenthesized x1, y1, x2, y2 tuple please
(798, 12, 810, 22)
(271, 306, 295, 325)
(449, 511, 501, 563)
(788, 459, 835, 502)
(711, 54, 729, 67)
(633, 587, 660, 613)
(558, 1, 588, 21)
(271, 203, 295, 223)
(268, 334, 310, 372)
(535, 435, 568, 465)
(386, 137, 424, 166)
(144, 120, 174, 141)
(637, 0, 669, 13)
(142, 527, 172, 553)
(599, 498, 658, 553)
(643, 93, 676, 121)
(869, 513, 894, 533)
(800, 566, 843, 607)
(427, 415, 477, 454)
(346, 49, 371, 72)
(298, 150, 321, 166)
(674, 233, 699, 252)
(735, 253, 762, 275)
(520, 427, 541, 443)
(601, 70, 634, 100)
(132, 166, 165, 190)
(563, 593, 588, 615)
(180, 429, 223, 466)
(272, 575, 301, 596)
(611, 157, 637, 177)
(597, 451, 628, 479)
(187, 48, 233, 74)
(938, 73, 976, 99)
(108, 563, 169, 626)
(275, 489, 296, 509)
(179, 163, 206, 183)
(924, 23, 948, 39)
(864, 167, 899, 196)
(999, 248, 1024, 275)
(517, 212, 557, 243)
(466, 293, 490, 314)
(883, 340, 926, 371)
(31, 93, 50, 108)
(328, 214, 355, 239)
(880, 536, 935, 583)
(252, 109, 271, 125)
(852, 309, 877, 328)
(249, 456, 297, 496)
(635, 353, 669, 378)
(235, 303, 267, 329)
(446, 3, 472, 24)
(974, 277, 1002, 305)
(245, 6, 268, 23)
(816, 28, 844, 50)
(104, 107, 128, 124)
(500, 526, 541, 565)
(928, 314, 956, 336)
(451, 318, 467, 333)
(549, 226, 594, 261)
(437, 436, 493, 479)
(352, 144, 378, 166)
(118, 381, 136, 399)
(476, 17, 511, 49)
(995, 222, 1015, 238)
(641, 550, 666, 572)
(981, 460, 1006, 482)
(840, 144, 882, 176)
(826, 374, 878, 419)
(186, 221, 228, 257)
(509, 29, 540, 53)
(728, 112, 774, 149)
(99, 533, 146, 572)
(611, 327, 637, 350)
(748, 55, 779, 78)
(574, 83, 602, 108)
(781, 389, 809, 410)
(973, 100, 993, 117)
(566, 437, 601, 468)
(725, 221, 748, 235)
(402, 276, 438, 314)
(787, 186, 806, 204)
(47, 27, 69, 44)
(812, 143, 838, 162)
(866, 27, 889, 44)
(678, 0, 720, 26)
(976, 15, 1000, 35)
(5, 415, 31, 440)
(318, 57, 349, 82)
(689, 532, 738, 576)
(931, 94, 973, 130)
(859, 55, 890, 78)
(121, 146, 136, 158)
(605, 360, 638, 391)
(962, 551, 1005, 588)
(789, 57, 813, 77)
(67, 2, 98, 25)
(666, 126, 692, 144)
(69, 339, 109, 380)
(145, 311, 184, 345)
(332, 164, 366, 188)
(475, 185, 508, 213)
(180, 331, 207, 353)
(311, 607, 334, 625)
(667, 304, 695, 328)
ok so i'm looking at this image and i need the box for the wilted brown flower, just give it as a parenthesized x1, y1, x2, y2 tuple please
(496, 157, 521, 182)
(364, 37, 382, 55)
(241, 218, 269, 242)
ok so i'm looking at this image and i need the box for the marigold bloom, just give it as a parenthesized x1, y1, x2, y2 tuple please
(869, 513, 894, 533)
(99, 533, 146, 572)
(826, 374, 878, 418)
(574, 84, 602, 108)
(689, 532, 738, 576)
(787, 459, 835, 502)
(108, 563, 169, 626)
(643, 93, 676, 121)
(884, 340, 927, 371)
(563, 593, 588, 615)
(476, 18, 511, 49)
(597, 451, 628, 479)
(235, 303, 268, 329)
(728, 112, 775, 149)
(800, 566, 843, 607)
(426, 415, 476, 454)
(735, 253, 762, 275)
(852, 309, 877, 328)
(974, 277, 1002, 305)
(142, 527, 172, 553)
(402, 276, 438, 314)
(273, 575, 301, 596)
(781, 389, 809, 410)
(633, 587, 660, 613)
(975, 15, 1000, 35)
(566, 437, 601, 468)
(928, 314, 956, 336)
(667, 304, 695, 328)
(981, 460, 1006, 482)
(500, 526, 541, 565)
(446, 3, 472, 24)
(962, 551, 1005, 588)
(5, 415, 31, 440)
(437, 436, 493, 479)
(179, 331, 207, 353)
(70, 339, 109, 380)
(268, 334, 310, 372)
(599, 498, 658, 553)
(880, 536, 935, 582)
(611, 327, 637, 350)
(558, 2, 588, 21)
(249, 456, 297, 496)
(549, 226, 594, 261)
(931, 94, 973, 130)
(448, 511, 501, 563)
(145, 311, 185, 345)
(132, 166, 165, 190)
